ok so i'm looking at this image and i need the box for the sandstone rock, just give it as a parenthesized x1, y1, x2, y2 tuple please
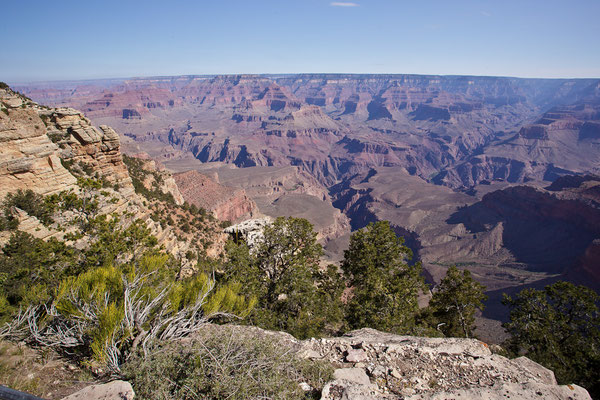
(333, 368, 371, 385)
(512, 356, 557, 385)
(61, 380, 134, 400)
(345, 349, 368, 363)
(299, 328, 592, 400)
(224, 217, 273, 248)
(0, 96, 78, 199)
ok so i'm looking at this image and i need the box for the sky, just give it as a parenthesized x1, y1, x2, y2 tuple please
(2, 0, 599, 83)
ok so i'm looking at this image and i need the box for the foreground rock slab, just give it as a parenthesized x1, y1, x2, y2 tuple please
(61, 380, 134, 400)
(298, 328, 591, 400)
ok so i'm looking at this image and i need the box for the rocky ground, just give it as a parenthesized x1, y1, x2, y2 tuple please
(299, 328, 591, 400)
(21, 325, 589, 400)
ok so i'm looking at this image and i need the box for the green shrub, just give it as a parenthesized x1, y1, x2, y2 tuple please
(0, 232, 80, 323)
(123, 325, 333, 400)
(10, 253, 255, 372)
(503, 281, 600, 397)
(2, 189, 54, 227)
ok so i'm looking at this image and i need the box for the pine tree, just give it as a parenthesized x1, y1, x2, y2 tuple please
(428, 266, 486, 338)
(342, 221, 425, 333)
(502, 281, 600, 396)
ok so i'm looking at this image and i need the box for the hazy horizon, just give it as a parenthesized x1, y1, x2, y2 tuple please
(8, 72, 600, 86)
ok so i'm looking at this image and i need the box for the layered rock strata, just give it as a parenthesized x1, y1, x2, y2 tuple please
(173, 170, 257, 222)
(0, 87, 225, 262)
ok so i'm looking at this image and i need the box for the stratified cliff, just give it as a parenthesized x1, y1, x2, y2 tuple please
(0, 92, 78, 199)
(173, 170, 257, 222)
(18, 75, 600, 190)
(0, 86, 226, 264)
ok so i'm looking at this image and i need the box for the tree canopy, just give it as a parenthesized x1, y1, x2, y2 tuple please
(503, 281, 600, 397)
(428, 266, 486, 338)
(224, 217, 344, 339)
(341, 221, 425, 333)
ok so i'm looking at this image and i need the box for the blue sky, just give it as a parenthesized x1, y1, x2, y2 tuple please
(2, 0, 599, 82)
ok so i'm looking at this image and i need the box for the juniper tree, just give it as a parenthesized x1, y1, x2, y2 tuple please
(342, 221, 425, 333)
(502, 281, 600, 396)
(224, 217, 344, 339)
(428, 265, 486, 338)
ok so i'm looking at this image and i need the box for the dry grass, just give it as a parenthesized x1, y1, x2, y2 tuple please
(0, 340, 94, 399)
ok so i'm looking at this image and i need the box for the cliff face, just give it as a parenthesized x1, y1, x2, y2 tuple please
(43, 108, 132, 186)
(0, 92, 78, 199)
(200, 165, 351, 245)
(173, 170, 257, 222)
(125, 153, 185, 205)
(438, 84, 600, 188)
(19, 75, 599, 192)
(0, 87, 226, 263)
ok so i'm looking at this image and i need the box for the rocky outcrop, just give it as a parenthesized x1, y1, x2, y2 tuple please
(126, 153, 185, 205)
(519, 124, 549, 140)
(0, 90, 78, 199)
(174, 170, 257, 222)
(224, 217, 272, 249)
(42, 108, 132, 187)
(299, 328, 590, 400)
(0, 87, 225, 264)
(61, 380, 135, 400)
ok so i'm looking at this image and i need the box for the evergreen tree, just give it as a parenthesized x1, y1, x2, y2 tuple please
(0, 231, 80, 322)
(224, 217, 344, 339)
(428, 265, 486, 338)
(503, 281, 600, 397)
(342, 221, 425, 333)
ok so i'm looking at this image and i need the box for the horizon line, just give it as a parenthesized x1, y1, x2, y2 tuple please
(8, 72, 600, 86)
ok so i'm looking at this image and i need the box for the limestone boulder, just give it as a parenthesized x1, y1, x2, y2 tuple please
(61, 380, 135, 400)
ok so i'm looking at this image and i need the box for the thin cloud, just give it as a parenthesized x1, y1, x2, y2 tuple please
(480, 11, 492, 17)
(330, 2, 359, 7)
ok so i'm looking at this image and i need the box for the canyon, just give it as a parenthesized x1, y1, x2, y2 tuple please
(16, 74, 600, 324)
